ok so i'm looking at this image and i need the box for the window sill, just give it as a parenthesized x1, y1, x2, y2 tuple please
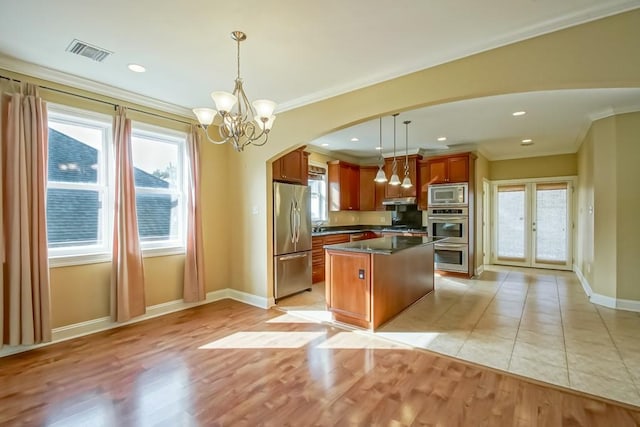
(49, 253, 111, 268)
(49, 247, 186, 268)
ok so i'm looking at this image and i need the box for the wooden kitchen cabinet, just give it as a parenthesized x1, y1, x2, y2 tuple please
(424, 153, 471, 184)
(359, 166, 386, 211)
(418, 160, 430, 210)
(328, 160, 360, 211)
(312, 233, 351, 283)
(325, 251, 371, 322)
(272, 147, 309, 185)
(383, 155, 421, 198)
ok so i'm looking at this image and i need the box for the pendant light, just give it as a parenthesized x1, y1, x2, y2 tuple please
(374, 117, 388, 182)
(388, 113, 401, 186)
(401, 120, 413, 188)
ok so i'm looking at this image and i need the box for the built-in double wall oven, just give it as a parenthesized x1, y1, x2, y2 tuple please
(427, 206, 469, 273)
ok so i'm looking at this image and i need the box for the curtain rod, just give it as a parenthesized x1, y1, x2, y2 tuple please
(0, 74, 193, 126)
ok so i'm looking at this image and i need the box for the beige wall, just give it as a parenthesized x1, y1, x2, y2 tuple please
(489, 154, 577, 181)
(576, 127, 595, 287)
(228, 10, 640, 299)
(576, 111, 640, 301)
(615, 112, 640, 300)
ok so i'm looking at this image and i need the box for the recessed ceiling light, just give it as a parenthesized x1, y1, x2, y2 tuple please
(437, 137, 447, 142)
(521, 138, 533, 145)
(321, 143, 329, 147)
(512, 111, 526, 116)
(128, 63, 146, 73)
(375, 146, 382, 150)
(350, 137, 359, 142)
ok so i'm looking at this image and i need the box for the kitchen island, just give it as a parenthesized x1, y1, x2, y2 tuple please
(324, 236, 441, 330)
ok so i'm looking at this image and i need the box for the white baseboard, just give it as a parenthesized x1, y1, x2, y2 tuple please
(227, 288, 275, 309)
(573, 264, 640, 312)
(1, 287, 271, 358)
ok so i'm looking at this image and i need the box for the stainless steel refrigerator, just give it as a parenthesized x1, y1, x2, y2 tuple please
(273, 182, 312, 301)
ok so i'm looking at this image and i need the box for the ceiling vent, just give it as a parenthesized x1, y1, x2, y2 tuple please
(66, 39, 112, 62)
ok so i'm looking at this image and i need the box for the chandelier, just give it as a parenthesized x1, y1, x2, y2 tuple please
(192, 31, 276, 152)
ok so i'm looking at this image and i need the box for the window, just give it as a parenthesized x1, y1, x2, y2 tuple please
(47, 107, 111, 261)
(131, 124, 187, 252)
(46, 105, 188, 265)
(309, 164, 327, 223)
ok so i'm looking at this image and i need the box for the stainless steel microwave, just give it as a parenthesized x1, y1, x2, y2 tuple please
(428, 183, 468, 206)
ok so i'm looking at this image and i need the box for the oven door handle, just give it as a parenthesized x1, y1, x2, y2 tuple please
(428, 216, 467, 221)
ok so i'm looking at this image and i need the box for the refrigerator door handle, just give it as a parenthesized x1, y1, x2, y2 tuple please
(295, 206, 301, 243)
(279, 253, 308, 261)
(290, 200, 296, 244)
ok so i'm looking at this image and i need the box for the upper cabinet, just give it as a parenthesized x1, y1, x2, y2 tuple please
(272, 147, 309, 185)
(359, 166, 386, 211)
(328, 160, 360, 211)
(383, 155, 422, 198)
(425, 153, 470, 184)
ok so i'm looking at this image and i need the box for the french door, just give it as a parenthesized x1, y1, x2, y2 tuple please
(492, 180, 573, 270)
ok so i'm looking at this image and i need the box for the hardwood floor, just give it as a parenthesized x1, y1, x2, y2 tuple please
(1, 299, 639, 426)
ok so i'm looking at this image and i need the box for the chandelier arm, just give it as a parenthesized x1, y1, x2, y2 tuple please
(198, 125, 230, 145)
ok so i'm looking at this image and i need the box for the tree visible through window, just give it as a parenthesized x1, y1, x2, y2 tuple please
(309, 165, 327, 223)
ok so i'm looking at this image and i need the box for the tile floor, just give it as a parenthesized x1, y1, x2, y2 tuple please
(277, 265, 640, 407)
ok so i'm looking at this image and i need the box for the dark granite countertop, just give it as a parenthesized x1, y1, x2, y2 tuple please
(323, 236, 443, 255)
(312, 226, 427, 237)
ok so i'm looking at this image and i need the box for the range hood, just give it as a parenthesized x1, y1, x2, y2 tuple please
(382, 197, 417, 206)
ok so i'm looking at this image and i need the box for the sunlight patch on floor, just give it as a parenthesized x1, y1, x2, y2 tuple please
(199, 331, 326, 349)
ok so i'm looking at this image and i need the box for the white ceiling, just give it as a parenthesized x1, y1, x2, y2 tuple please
(1, 0, 639, 159)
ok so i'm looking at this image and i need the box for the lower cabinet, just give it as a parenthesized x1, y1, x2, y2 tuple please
(325, 251, 371, 323)
(312, 233, 350, 283)
(312, 232, 379, 283)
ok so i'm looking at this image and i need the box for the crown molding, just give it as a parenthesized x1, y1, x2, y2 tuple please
(276, 2, 640, 113)
(0, 55, 193, 118)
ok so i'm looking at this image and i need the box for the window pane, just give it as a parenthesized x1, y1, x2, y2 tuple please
(131, 128, 185, 249)
(47, 188, 102, 247)
(136, 193, 179, 242)
(535, 187, 568, 262)
(48, 123, 103, 183)
(131, 136, 179, 189)
(497, 188, 526, 259)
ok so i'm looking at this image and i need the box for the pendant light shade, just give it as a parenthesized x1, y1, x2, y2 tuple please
(401, 120, 413, 188)
(374, 117, 388, 183)
(389, 113, 401, 186)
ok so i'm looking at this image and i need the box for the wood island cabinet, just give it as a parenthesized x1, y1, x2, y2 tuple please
(272, 147, 309, 185)
(328, 160, 360, 211)
(383, 155, 421, 198)
(325, 251, 371, 323)
(359, 166, 386, 211)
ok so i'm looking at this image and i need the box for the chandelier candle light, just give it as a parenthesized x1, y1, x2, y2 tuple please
(402, 120, 413, 188)
(389, 113, 401, 186)
(192, 31, 276, 152)
(374, 117, 388, 182)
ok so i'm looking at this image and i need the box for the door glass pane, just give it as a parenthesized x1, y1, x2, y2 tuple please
(535, 184, 567, 263)
(497, 186, 526, 260)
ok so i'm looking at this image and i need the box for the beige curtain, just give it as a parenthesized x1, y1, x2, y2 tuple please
(111, 106, 146, 322)
(0, 81, 51, 346)
(183, 125, 205, 302)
